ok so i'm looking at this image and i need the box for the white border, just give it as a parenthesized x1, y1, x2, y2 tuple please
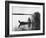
(9, 3, 43, 35)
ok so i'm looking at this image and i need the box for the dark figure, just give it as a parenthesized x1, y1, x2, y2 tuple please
(28, 18, 32, 27)
(32, 12, 40, 30)
(18, 18, 32, 28)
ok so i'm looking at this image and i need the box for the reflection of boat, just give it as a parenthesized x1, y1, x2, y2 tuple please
(18, 18, 32, 28)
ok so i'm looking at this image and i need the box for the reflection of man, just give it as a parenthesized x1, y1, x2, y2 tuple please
(32, 12, 40, 30)
(18, 17, 32, 31)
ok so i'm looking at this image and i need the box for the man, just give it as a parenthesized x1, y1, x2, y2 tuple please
(32, 12, 40, 30)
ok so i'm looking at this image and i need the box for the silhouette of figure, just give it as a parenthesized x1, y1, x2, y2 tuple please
(32, 12, 40, 30)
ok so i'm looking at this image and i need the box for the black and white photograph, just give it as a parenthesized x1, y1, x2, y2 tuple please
(12, 6, 40, 31)
(5, 1, 45, 37)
